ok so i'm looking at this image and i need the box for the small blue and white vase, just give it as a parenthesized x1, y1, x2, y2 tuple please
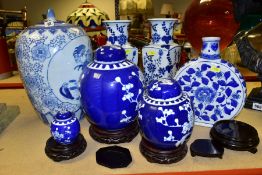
(142, 18, 181, 86)
(174, 37, 247, 127)
(80, 45, 143, 143)
(138, 78, 194, 150)
(103, 20, 138, 65)
(15, 9, 92, 124)
(50, 112, 80, 145)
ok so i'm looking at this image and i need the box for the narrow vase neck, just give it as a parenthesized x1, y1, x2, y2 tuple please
(200, 37, 221, 59)
(104, 20, 130, 46)
(149, 19, 177, 45)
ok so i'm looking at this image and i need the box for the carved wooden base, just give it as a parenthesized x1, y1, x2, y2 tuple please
(89, 121, 139, 144)
(139, 138, 188, 164)
(45, 133, 87, 162)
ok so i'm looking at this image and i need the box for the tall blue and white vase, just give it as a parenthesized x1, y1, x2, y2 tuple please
(80, 45, 143, 143)
(138, 79, 194, 163)
(15, 9, 93, 124)
(103, 20, 138, 65)
(142, 18, 181, 86)
(174, 37, 247, 127)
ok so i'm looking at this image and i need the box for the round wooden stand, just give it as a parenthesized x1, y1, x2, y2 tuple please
(89, 121, 139, 144)
(45, 133, 87, 162)
(139, 138, 188, 164)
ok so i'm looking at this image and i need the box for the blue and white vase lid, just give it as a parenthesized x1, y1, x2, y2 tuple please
(103, 20, 131, 23)
(147, 79, 182, 100)
(54, 111, 73, 121)
(95, 45, 126, 62)
(174, 36, 247, 127)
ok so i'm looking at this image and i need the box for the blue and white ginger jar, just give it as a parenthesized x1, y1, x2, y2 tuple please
(104, 20, 138, 65)
(142, 18, 181, 86)
(51, 112, 80, 145)
(15, 9, 92, 124)
(80, 45, 143, 130)
(174, 37, 247, 127)
(138, 79, 194, 149)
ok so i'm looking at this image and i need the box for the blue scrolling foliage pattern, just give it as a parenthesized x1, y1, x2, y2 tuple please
(177, 60, 244, 123)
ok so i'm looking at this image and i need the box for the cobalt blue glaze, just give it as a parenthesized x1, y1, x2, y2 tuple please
(80, 45, 143, 130)
(50, 111, 80, 145)
(138, 79, 194, 149)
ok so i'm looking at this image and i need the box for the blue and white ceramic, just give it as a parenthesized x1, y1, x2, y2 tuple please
(142, 18, 181, 86)
(103, 20, 138, 65)
(15, 9, 92, 124)
(138, 79, 194, 149)
(51, 112, 80, 145)
(80, 45, 143, 130)
(174, 37, 247, 127)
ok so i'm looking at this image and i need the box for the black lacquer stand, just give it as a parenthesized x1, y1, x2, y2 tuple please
(139, 138, 188, 164)
(45, 133, 87, 162)
(245, 74, 262, 111)
(89, 121, 139, 144)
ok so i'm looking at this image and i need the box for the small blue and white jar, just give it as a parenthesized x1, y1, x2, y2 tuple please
(103, 20, 138, 65)
(80, 45, 143, 131)
(174, 37, 247, 127)
(142, 18, 181, 86)
(15, 9, 92, 124)
(50, 112, 80, 145)
(138, 79, 194, 149)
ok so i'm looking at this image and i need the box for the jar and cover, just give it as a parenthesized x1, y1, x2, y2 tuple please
(138, 79, 194, 150)
(79, 45, 143, 143)
(15, 9, 93, 124)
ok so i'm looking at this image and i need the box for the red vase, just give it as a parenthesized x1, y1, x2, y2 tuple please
(183, 0, 240, 53)
(0, 38, 12, 79)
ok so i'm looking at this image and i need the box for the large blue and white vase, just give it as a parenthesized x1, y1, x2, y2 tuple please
(142, 18, 181, 86)
(174, 37, 247, 127)
(103, 20, 138, 65)
(50, 112, 80, 145)
(138, 79, 194, 151)
(80, 45, 143, 142)
(15, 9, 92, 124)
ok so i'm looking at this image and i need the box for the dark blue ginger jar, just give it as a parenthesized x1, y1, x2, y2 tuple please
(50, 111, 80, 145)
(80, 45, 144, 144)
(138, 78, 194, 164)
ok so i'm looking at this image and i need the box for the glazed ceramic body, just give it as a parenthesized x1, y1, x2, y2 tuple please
(80, 45, 143, 130)
(174, 37, 247, 127)
(15, 9, 92, 124)
(104, 20, 138, 65)
(142, 18, 181, 86)
(138, 79, 194, 149)
(51, 112, 80, 145)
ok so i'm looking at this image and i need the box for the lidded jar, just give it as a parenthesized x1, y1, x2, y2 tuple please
(80, 45, 143, 143)
(50, 112, 80, 145)
(15, 9, 92, 124)
(138, 79, 194, 163)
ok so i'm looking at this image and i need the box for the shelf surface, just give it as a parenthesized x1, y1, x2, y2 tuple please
(0, 82, 261, 175)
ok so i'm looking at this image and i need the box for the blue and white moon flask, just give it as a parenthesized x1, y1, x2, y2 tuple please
(50, 112, 80, 145)
(80, 45, 143, 143)
(174, 37, 247, 127)
(138, 79, 194, 150)
(15, 9, 92, 124)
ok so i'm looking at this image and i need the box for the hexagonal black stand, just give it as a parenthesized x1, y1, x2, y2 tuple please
(139, 138, 188, 164)
(89, 121, 139, 144)
(96, 145, 132, 169)
(45, 133, 87, 162)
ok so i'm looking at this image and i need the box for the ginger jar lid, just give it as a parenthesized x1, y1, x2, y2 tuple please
(147, 79, 182, 100)
(95, 45, 126, 62)
(30, 9, 74, 29)
(55, 111, 73, 121)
